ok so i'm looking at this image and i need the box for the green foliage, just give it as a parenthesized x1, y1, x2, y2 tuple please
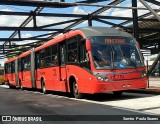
(5, 43, 27, 59)
(5, 40, 44, 59)
(149, 57, 156, 61)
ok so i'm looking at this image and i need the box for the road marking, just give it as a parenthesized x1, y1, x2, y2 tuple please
(112, 106, 155, 115)
(43, 93, 158, 115)
(70, 97, 157, 115)
(144, 108, 160, 115)
(0, 85, 9, 88)
(45, 93, 160, 115)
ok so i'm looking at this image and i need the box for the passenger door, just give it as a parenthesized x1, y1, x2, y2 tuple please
(59, 43, 67, 91)
(11, 62, 15, 81)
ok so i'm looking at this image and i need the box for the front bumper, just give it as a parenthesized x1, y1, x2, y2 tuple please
(82, 77, 147, 94)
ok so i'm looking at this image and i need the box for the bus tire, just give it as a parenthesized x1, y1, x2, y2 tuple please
(41, 80, 47, 94)
(9, 84, 15, 89)
(8, 81, 15, 89)
(73, 81, 84, 99)
(113, 91, 123, 97)
(9, 85, 15, 89)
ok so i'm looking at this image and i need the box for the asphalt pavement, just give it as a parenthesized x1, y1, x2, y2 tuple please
(0, 86, 160, 124)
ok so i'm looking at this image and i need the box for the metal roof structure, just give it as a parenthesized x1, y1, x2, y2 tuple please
(0, 0, 159, 60)
(137, 14, 160, 50)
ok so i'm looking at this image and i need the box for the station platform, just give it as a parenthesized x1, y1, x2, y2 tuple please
(133, 77, 160, 94)
(148, 77, 160, 87)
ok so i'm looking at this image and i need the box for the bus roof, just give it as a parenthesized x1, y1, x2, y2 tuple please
(77, 27, 132, 38)
(34, 29, 84, 51)
(5, 27, 134, 61)
(18, 49, 32, 58)
(35, 27, 132, 52)
(4, 57, 16, 64)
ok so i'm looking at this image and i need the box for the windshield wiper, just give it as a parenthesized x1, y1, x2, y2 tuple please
(110, 48, 114, 71)
(130, 58, 137, 68)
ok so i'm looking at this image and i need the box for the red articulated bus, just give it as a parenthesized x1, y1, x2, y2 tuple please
(4, 27, 147, 98)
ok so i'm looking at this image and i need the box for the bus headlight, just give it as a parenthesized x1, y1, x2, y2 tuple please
(96, 76, 104, 81)
(96, 76, 108, 81)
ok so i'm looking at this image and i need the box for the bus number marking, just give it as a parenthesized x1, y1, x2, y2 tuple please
(110, 75, 124, 80)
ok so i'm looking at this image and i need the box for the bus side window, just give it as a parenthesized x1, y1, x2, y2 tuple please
(5, 64, 8, 74)
(39, 49, 45, 68)
(35, 52, 40, 69)
(21, 58, 24, 71)
(27, 56, 31, 70)
(52, 44, 58, 66)
(70, 50, 78, 62)
(60, 45, 66, 65)
(23, 57, 27, 70)
(18, 59, 21, 72)
(80, 43, 87, 63)
(67, 37, 78, 64)
(11, 62, 15, 73)
(23, 56, 30, 71)
(9, 63, 11, 73)
(45, 47, 52, 67)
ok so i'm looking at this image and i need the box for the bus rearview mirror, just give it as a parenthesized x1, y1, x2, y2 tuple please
(86, 40, 91, 51)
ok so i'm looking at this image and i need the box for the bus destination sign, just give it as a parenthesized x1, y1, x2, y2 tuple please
(105, 39, 125, 44)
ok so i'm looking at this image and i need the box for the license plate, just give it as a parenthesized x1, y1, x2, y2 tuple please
(122, 84, 131, 88)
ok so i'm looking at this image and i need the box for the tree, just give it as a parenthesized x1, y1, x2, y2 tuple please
(149, 57, 156, 61)
(6, 43, 27, 59)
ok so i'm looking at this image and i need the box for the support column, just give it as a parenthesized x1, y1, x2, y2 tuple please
(3, 44, 4, 54)
(132, 0, 139, 41)
(18, 30, 21, 39)
(147, 54, 160, 77)
(32, 11, 37, 28)
(88, 18, 92, 26)
(9, 41, 11, 48)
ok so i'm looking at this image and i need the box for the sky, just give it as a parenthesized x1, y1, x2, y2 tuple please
(0, 0, 159, 66)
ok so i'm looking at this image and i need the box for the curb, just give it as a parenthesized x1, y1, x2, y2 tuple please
(127, 88, 160, 95)
(148, 79, 160, 81)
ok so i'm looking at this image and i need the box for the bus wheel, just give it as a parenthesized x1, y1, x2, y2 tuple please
(9, 84, 15, 89)
(8, 81, 15, 89)
(73, 82, 84, 99)
(113, 91, 123, 97)
(41, 80, 47, 94)
(9, 85, 15, 89)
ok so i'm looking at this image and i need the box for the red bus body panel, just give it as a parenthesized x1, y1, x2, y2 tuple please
(36, 67, 60, 91)
(21, 71, 32, 88)
(66, 65, 147, 94)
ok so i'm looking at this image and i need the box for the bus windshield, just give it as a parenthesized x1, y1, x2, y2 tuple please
(90, 36, 143, 70)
